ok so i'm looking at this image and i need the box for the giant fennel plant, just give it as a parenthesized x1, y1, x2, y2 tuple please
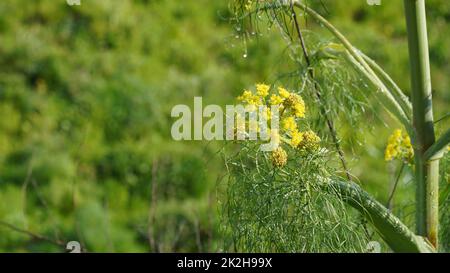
(223, 0, 449, 252)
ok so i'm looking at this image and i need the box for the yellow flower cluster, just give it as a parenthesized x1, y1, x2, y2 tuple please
(237, 90, 262, 106)
(271, 147, 288, 168)
(256, 83, 270, 97)
(284, 93, 306, 118)
(269, 94, 284, 105)
(291, 131, 304, 147)
(296, 130, 321, 152)
(282, 116, 297, 132)
(236, 83, 321, 168)
(385, 129, 414, 162)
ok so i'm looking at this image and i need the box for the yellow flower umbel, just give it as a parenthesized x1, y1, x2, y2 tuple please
(256, 83, 270, 98)
(278, 87, 291, 99)
(296, 130, 321, 152)
(282, 116, 297, 133)
(269, 94, 284, 105)
(271, 147, 288, 168)
(290, 130, 304, 148)
(237, 90, 261, 105)
(284, 94, 306, 118)
(235, 83, 321, 167)
(385, 129, 414, 163)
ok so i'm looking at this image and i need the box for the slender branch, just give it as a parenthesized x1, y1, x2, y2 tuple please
(424, 128, 450, 161)
(248, 2, 412, 129)
(290, 1, 412, 134)
(0, 220, 65, 248)
(434, 112, 450, 124)
(290, 2, 352, 181)
(386, 163, 405, 210)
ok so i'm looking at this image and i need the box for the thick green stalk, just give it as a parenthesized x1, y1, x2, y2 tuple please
(327, 180, 434, 253)
(292, 1, 413, 135)
(403, 0, 439, 247)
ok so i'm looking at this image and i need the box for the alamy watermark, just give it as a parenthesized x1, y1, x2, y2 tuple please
(366, 241, 381, 253)
(367, 0, 381, 6)
(171, 97, 281, 151)
(66, 0, 81, 6)
(66, 241, 81, 253)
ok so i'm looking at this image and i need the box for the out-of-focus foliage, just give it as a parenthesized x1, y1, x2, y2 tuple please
(0, 0, 448, 252)
(0, 0, 250, 252)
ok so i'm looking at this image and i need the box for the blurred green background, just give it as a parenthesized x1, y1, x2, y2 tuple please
(0, 0, 448, 252)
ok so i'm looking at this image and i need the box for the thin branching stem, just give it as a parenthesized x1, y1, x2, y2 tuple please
(291, 1, 412, 134)
(290, 2, 352, 182)
(0, 220, 66, 248)
(386, 163, 405, 210)
(424, 128, 450, 161)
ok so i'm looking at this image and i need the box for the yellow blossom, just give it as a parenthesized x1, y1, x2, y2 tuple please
(238, 89, 260, 105)
(269, 94, 284, 105)
(284, 94, 306, 118)
(278, 87, 291, 99)
(291, 130, 304, 148)
(293, 103, 306, 118)
(297, 130, 320, 151)
(385, 129, 414, 162)
(237, 90, 252, 102)
(256, 83, 270, 98)
(385, 143, 398, 161)
(282, 116, 297, 132)
(271, 147, 288, 168)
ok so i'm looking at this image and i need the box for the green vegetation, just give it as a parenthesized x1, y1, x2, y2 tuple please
(0, 0, 448, 252)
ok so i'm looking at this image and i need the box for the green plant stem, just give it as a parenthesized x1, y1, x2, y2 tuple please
(291, 1, 412, 133)
(386, 163, 405, 210)
(253, 0, 441, 252)
(359, 52, 412, 118)
(253, 2, 412, 132)
(327, 180, 435, 253)
(403, 0, 439, 248)
(290, 4, 352, 182)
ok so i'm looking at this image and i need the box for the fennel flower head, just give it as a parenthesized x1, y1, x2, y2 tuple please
(385, 129, 414, 163)
(271, 147, 288, 168)
(236, 83, 321, 168)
